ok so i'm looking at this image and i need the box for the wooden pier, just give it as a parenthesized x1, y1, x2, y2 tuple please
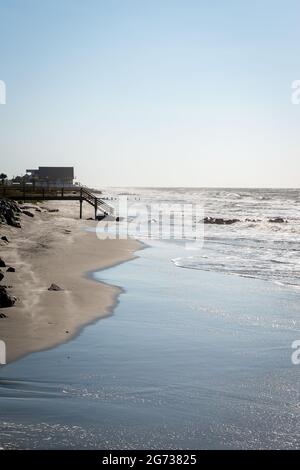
(0, 185, 114, 219)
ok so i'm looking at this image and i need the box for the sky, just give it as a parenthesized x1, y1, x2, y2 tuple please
(0, 0, 299, 188)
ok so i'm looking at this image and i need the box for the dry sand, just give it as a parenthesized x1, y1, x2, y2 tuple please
(0, 200, 141, 363)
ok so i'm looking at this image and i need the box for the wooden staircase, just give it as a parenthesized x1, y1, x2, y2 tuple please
(80, 188, 114, 219)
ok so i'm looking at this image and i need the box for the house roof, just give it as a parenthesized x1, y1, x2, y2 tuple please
(27, 167, 74, 179)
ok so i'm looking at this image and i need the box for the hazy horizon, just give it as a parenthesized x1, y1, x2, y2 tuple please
(0, 0, 300, 188)
(101, 185, 300, 189)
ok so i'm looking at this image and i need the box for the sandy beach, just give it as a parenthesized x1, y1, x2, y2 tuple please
(0, 200, 141, 363)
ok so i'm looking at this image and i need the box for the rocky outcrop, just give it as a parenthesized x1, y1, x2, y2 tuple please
(0, 256, 17, 308)
(0, 286, 16, 308)
(201, 217, 288, 225)
(268, 217, 286, 223)
(204, 217, 240, 225)
(0, 199, 21, 227)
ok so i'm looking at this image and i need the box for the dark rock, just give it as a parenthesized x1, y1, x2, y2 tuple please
(6, 267, 15, 272)
(0, 271, 4, 282)
(65, 330, 69, 334)
(0, 286, 16, 308)
(203, 217, 240, 225)
(0, 198, 21, 227)
(87, 217, 94, 220)
(0, 313, 7, 318)
(0, 257, 6, 267)
(22, 210, 34, 218)
(35, 208, 42, 212)
(96, 214, 106, 221)
(48, 283, 63, 291)
(46, 208, 59, 213)
(1, 236, 9, 242)
(224, 219, 240, 225)
(268, 217, 286, 223)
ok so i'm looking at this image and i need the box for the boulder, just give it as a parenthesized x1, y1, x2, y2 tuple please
(6, 267, 15, 272)
(22, 210, 34, 218)
(203, 217, 240, 225)
(48, 283, 64, 291)
(1, 236, 9, 242)
(268, 217, 286, 223)
(0, 313, 7, 318)
(226, 219, 239, 225)
(95, 214, 106, 221)
(0, 286, 16, 308)
(0, 257, 6, 267)
(0, 271, 4, 282)
(0, 198, 21, 227)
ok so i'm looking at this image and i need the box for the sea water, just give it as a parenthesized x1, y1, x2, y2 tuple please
(103, 187, 300, 289)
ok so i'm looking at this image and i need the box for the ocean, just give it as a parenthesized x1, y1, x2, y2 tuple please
(103, 187, 300, 289)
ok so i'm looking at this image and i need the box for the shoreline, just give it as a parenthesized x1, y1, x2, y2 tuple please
(0, 200, 142, 364)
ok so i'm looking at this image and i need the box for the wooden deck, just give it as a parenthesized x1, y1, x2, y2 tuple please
(0, 185, 114, 219)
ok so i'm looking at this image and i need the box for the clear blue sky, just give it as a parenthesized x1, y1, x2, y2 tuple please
(0, 0, 299, 187)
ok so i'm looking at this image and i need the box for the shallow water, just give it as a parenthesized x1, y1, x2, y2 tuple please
(0, 242, 300, 449)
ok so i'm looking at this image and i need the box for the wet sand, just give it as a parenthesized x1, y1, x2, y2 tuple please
(0, 201, 141, 363)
